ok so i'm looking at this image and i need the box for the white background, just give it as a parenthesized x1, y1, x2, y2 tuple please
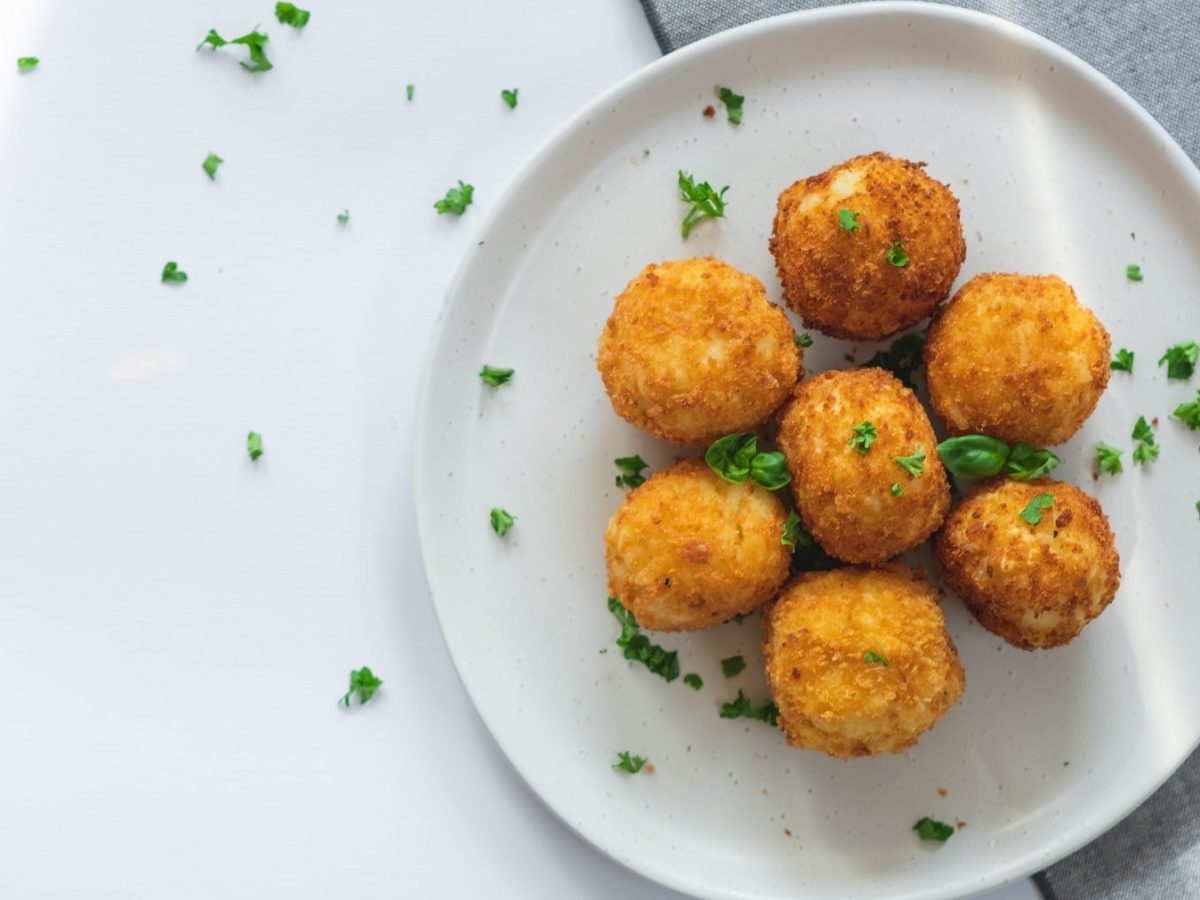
(0, 1, 1034, 897)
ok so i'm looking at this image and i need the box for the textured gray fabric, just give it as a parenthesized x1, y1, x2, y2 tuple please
(640, 0, 1200, 165)
(640, 2, 1200, 898)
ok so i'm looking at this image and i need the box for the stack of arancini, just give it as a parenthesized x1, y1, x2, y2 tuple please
(597, 152, 1119, 760)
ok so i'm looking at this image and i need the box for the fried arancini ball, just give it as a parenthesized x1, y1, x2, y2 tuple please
(924, 273, 1111, 446)
(596, 257, 801, 446)
(770, 152, 966, 340)
(605, 458, 791, 631)
(933, 477, 1120, 650)
(775, 368, 950, 565)
(762, 564, 965, 758)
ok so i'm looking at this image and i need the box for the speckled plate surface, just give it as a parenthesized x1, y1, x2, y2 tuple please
(413, 4, 1200, 898)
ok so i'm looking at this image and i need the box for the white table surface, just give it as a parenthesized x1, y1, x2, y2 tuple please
(0, 1, 1038, 897)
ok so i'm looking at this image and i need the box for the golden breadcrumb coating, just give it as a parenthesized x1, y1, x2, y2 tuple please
(933, 477, 1120, 650)
(604, 458, 791, 631)
(925, 273, 1111, 446)
(770, 152, 965, 340)
(762, 563, 965, 758)
(775, 367, 950, 565)
(596, 257, 801, 447)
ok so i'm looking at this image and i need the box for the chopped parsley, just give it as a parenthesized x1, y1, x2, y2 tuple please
(721, 655, 746, 678)
(1132, 416, 1159, 464)
(677, 170, 729, 238)
(202, 152, 223, 180)
(161, 261, 187, 283)
(1110, 348, 1134, 373)
(719, 690, 779, 726)
(196, 28, 273, 73)
(1094, 442, 1124, 476)
(1019, 493, 1054, 525)
(683, 673, 703, 690)
(1196, 500, 1200, 521)
(837, 208, 860, 231)
(435, 180, 474, 215)
(795, 333, 813, 348)
(849, 421, 877, 454)
(893, 446, 925, 478)
(1006, 443, 1061, 480)
(341, 666, 382, 707)
(489, 508, 516, 536)
(614, 455, 649, 489)
(863, 650, 888, 666)
(1172, 390, 1200, 429)
(1160, 342, 1199, 380)
(17, 57, 38, 71)
(613, 751, 647, 774)
(914, 817, 954, 842)
(337, 209, 350, 225)
(781, 509, 813, 548)
(246, 431, 263, 461)
(274, 2, 311, 28)
(608, 597, 680, 682)
(716, 85, 744, 124)
(891, 483, 902, 497)
(500, 88, 519, 109)
(885, 240, 909, 267)
(863, 331, 925, 388)
(1126, 264, 1143, 282)
(705, 432, 791, 490)
(406, 83, 414, 101)
(479, 364, 514, 387)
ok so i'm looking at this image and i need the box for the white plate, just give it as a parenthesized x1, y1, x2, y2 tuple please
(413, 4, 1200, 898)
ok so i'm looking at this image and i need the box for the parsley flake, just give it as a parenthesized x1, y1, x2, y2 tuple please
(1094, 442, 1124, 476)
(914, 817, 954, 842)
(1133, 416, 1154, 443)
(721, 655, 746, 678)
(1196, 500, 1200, 521)
(275, 2, 311, 28)
(341, 666, 382, 707)
(893, 446, 925, 478)
(337, 209, 350, 225)
(1019, 493, 1054, 525)
(677, 170, 729, 238)
(197, 28, 273, 73)
(500, 88, 519, 110)
(247, 431, 263, 461)
(705, 433, 791, 490)
(608, 597, 680, 682)
(1126, 264, 1143, 282)
(1172, 390, 1200, 430)
(864, 650, 888, 666)
(781, 509, 813, 548)
(161, 261, 187, 284)
(1111, 348, 1134, 373)
(614, 455, 649, 489)
(837, 208, 860, 231)
(17, 57, 39, 71)
(1160, 342, 1199, 380)
(489, 508, 516, 536)
(716, 85, 745, 124)
(719, 690, 779, 726)
(479, 364, 514, 387)
(891, 483, 903, 497)
(795, 333, 813, 348)
(202, 152, 223, 180)
(435, 180, 474, 216)
(684, 673, 703, 690)
(1132, 416, 1159, 465)
(885, 240, 909, 267)
(613, 751, 647, 774)
(863, 331, 925, 388)
(849, 421, 877, 454)
(406, 84, 414, 101)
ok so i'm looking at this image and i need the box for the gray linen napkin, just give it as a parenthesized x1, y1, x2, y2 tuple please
(639, 1, 1200, 897)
